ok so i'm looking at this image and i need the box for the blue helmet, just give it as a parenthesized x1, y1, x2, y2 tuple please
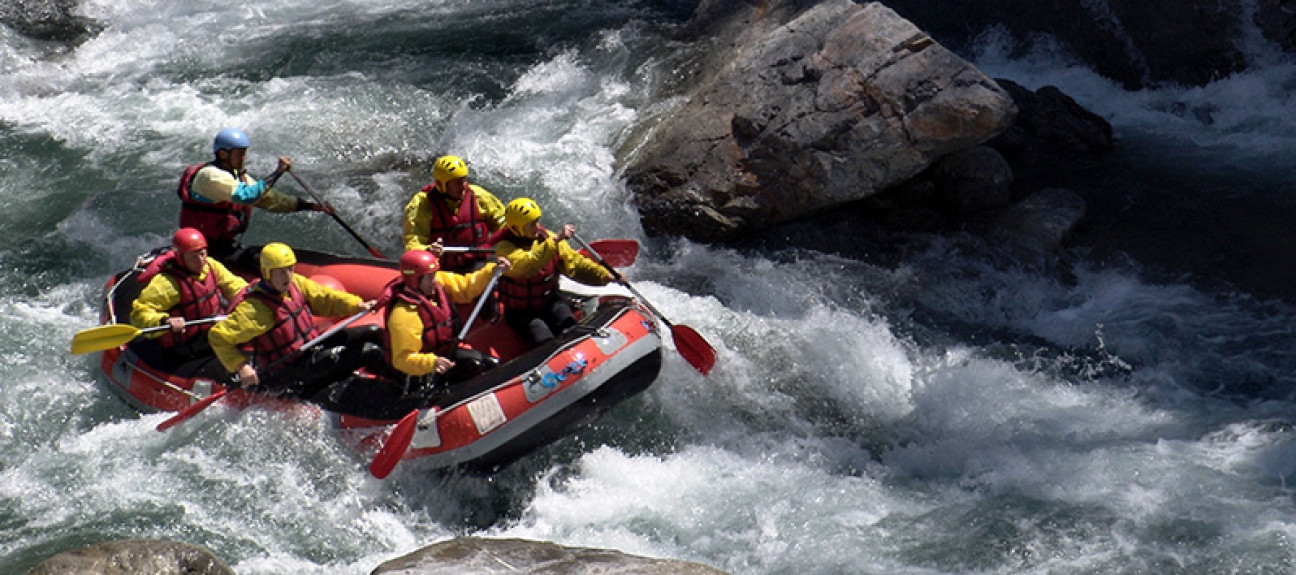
(212, 128, 250, 154)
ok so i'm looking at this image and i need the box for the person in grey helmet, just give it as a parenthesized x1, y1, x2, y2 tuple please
(176, 127, 333, 272)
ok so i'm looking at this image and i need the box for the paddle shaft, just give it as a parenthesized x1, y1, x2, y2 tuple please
(456, 266, 504, 341)
(444, 239, 634, 255)
(571, 234, 668, 320)
(261, 308, 371, 373)
(289, 172, 387, 259)
(139, 315, 226, 335)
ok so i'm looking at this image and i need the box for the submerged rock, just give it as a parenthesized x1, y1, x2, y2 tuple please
(988, 79, 1113, 167)
(27, 539, 233, 575)
(0, 0, 102, 44)
(371, 537, 729, 575)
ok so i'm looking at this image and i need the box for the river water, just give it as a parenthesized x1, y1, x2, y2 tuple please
(3, 1, 1296, 573)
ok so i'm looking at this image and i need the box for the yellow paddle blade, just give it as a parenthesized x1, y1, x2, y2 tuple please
(70, 323, 142, 355)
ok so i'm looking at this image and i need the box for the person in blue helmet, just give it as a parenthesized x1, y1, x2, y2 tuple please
(176, 128, 332, 272)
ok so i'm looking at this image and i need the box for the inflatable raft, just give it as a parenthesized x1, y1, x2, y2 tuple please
(92, 246, 663, 474)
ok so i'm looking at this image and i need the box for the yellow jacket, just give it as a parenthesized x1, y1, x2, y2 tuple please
(387, 264, 498, 377)
(402, 184, 506, 252)
(130, 258, 247, 334)
(208, 275, 365, 373)
(496, 234, 612, 286)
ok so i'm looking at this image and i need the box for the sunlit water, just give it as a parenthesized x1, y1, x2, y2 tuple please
(3, 1, 1296, 574)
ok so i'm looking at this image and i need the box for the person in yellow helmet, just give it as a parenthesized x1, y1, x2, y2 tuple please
(208, 242, 381, 399)
(376, 250, 511, 393)
(495, 198, 615, 345)
(130, 228, 247, 363)
(402, 155, 506, 274)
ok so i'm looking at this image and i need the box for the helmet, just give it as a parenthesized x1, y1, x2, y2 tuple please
(259, 242, 297, 276)
(505, 197, 542, 236)
(432, 155, 469, 183)
(171, 227, 207, 254)
(398, 250, 440, 287)
(212, 128, 250, 154)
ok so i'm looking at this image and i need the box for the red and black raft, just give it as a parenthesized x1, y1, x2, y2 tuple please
(94, 246, 663, 475)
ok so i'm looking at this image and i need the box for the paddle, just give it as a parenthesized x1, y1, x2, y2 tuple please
(457, 265, 504, 341)
(155, 389, 228, 432)
(289, 171, 388, 259)
(367, 265, 505, 479)
(71, 316, 226, 355)
(155, 307, 374, 431)
(576, 238, 638, 268)
(572, 234, 716, 375)
(369, 408, 419, 479)
(443, 239, 639, 268)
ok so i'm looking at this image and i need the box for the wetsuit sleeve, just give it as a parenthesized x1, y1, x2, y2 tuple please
(130, 274, 183, 332)
(402, 192, 435, 252)
(206, 259, 249, 302)
(557, 240, 613, 286)
(436, 263, 497, 304)
(190, 166, 267, 204)
(388, 303, 438, 376)
(190, 166, 299, 212)
(208, 299, 273, 373)
(472, 186, 507, 232)
(499, 237, 559, 279)
(250, 187, 302, 213)
(294, 275, 364, 317)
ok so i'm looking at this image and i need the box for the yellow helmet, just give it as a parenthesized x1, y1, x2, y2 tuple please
(259, 242, 297, 277)
(505, 197, 542, 236)
(433, 155, 469, 183)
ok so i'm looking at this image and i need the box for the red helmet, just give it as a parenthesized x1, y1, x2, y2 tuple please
(399, 250, 440, 287)
(171, 228, 207, 253)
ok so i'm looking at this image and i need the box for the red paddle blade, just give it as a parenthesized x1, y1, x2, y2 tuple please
(369, 409, 419, 479)
(580, 239, 639, 268)
(156, 390, 228, 432)
(670, 324, 716, 376)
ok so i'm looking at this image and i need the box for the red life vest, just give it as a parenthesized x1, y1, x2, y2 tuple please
(177, 163, 253, 242)
(497, 231, 560, 313)
(378, 279, 458, 357)
(152, 257, 225, 348)
(235, 281, 320, 371)
(417, 183, 491, 270)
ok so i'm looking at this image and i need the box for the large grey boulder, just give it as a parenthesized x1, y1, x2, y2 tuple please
(371, 537, 729, 575)
(27, 539, 234, 575)
(626, 0, 1016, 243)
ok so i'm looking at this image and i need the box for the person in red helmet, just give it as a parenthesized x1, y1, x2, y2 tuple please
(377, 250, 509, 392)
(130, 228, 248, 361)
(177, 127, 332, 271)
